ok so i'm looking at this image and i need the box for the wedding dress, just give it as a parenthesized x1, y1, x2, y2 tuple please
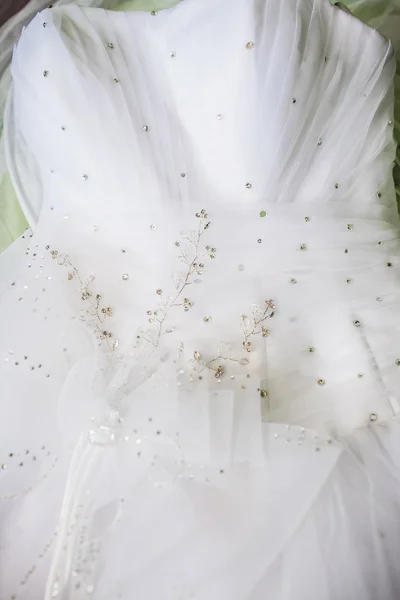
(1, 0, 400, 598)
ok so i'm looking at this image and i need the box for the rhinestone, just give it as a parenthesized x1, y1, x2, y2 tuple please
(344, 248, 349, 253)
(180, 173, 186, 178)
(142, 125, 149, 132)
(245, 182, 252, 189)
(151, 10, 158, 15)
(376, 297, 382, 302)
(246, 41, 254, 49)
(215, 366, 224, 378)
(292, 98, 297, 104)
(156, 289, 163, 295)
(304, 216, 310, 222)
(113, 77, 119, 83)
(300, 243, 307, 251)
(43, 22, 47, 27)
(387, 262, 393, 267)
(43, 70, 49, 77)
(121, 248, 126, 253)
(238, 264, 245, 271)
(194, 351, 201, 361)
(369, 413, 378, 422)
(290, 278, 297, 284)
(317, 139, 322, 146)
(396, 359, 400, 366)
(259, 210, 267, 217)
(150, 224, 156, 230)
(353, 320, 361, 327)
(203, 316, 211, 323)
(61, 126, 66, 131)
(377, 192, 382, 199)
(260, 389, 268, 398)
(82, 174, 88, 181)
(108, 42, 114, 49)
(346, 278, 352, 283)
(309, 347, 316, 353)
(334, 183, 339, 189)
(317, 379, 325, 386)
(217, 114, 223, 120)
(257, 239, 262, 244)
(170, 51, 176, 58)
(357, 373, 364, 379)
(389, 119, 393, 125)
(1, 464, 7, 470)
(122, 273, 129, 281)
(347, 224, 353, 231)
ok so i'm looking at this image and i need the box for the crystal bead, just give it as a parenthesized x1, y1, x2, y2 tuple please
(259, 210, 267, 217)
(108, 42, 114, 49)
(369, 413, 378, 422)
(300, 243, 307, 251)
(203, 316, 211, 323)
(246, 41, 254, 49)
(317, 379, 325, 386)
(43, 70, 49, 77)
(245, 182, 252, 189)
(143, 125, 149, 132)
(353, 320, 361, 327)
(122, 273, 129, 281)
(396, 359, 400, 366)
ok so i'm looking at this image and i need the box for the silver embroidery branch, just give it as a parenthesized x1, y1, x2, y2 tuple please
(140, 210, 215, 352)
(190, 300, 275, 379)
(48, 248, 116, 351)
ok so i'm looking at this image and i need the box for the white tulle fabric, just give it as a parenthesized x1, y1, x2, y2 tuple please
(1, 1, 400, 598)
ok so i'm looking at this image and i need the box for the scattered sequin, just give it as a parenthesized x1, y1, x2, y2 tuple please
(334, 183, 339, 189)
(43, 70, 49, 77)
(203, 316, 212, 323)
(369, 413, 378, 422)
(300, 243, 307, 251)
(181, 173, 186, 178)
(245, 182, 252, 189)
(151, 10, 158, 15)
(259, 210, 267, 218)
(317, 379, 325, 386)
(347, 224, 353, 231)
(113, 77, 119, 83)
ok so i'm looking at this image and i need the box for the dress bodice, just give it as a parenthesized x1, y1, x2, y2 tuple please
(5, 0, 400, 440)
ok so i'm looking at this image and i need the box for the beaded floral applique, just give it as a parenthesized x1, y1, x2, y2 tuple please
(48, 248, 116, 351)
